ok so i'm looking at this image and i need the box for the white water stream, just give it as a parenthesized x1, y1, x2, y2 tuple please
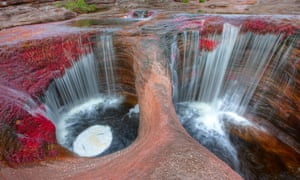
(171, 23, 293, 171)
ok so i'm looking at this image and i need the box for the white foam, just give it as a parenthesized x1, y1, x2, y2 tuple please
(55, 95, 123, 148)
(188, 102, 225, 135)
(177, 101, 242, 169)
(73, 125, 113, 157)
(64, 96, 105, 118)
(59, 95, 124, 121)
(128, 104, 139, 118)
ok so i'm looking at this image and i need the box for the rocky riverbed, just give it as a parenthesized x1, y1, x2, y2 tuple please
(0, 0, 299, 30)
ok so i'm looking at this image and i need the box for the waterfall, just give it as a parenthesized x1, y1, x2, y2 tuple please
(0, 84, 43, 117)
(44, 34, 125, 156)
(97, 34, 117, 95)
(173, 23, 240, 104)
(45, 34, 119, 123)
(42, 33, 139, 158)
(221, 32, 283, 114)
(172, 23, 286, 113)
(44, 53, 100, 122)
(171, 23, 294, 173)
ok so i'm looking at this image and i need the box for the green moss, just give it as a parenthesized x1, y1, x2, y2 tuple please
(199, 0, 206, 2)
(197, 9, 203, 13)
(59, 0, 96, 13)
(182, 0, 189, 3)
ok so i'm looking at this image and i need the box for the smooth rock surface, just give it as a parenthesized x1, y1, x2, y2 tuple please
(0, 4, 76, 30)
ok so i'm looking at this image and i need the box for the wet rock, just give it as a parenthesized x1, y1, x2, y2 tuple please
(228, 123, 300, 179)
(0, 0, 55, 7)
(86, 0, 116, 4)
(0, 4, 76, 30)
(1, 0, 299, 30)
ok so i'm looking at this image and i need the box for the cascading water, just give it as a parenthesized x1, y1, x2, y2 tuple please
(0, 85, 43, 117)
(44, 33, 139, 157)
(173, 23, 244, 171)
(97, 34, 117, 95)
(170, 22, 297, 177)
(44, 53, 100, 122)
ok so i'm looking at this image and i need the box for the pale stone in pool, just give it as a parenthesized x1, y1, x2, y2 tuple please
(73, 125, 113, 157)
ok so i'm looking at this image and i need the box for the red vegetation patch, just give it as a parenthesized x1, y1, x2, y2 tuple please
(242, 18, 299, 37)
(243, 19, 270, 34)
(174, 16, 299, 41)
(0, 33, 93, 96)
(5, 115, 57, 164)
(0, 32, 94, 164)
(199, 38, 218, 51)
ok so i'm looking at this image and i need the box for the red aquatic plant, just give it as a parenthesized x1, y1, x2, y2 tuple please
(0, 32, 93, 164)
(242, 18, 299, 39)
(1, 34, 92, 96)
(5, 114, 57, 164)
(242, 18, 271, 34)
(199, 38, 218, 51)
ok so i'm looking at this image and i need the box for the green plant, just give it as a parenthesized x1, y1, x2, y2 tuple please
(61, 0, 96, 13)
(199, 0, 206, 2)
(182, 0, 189, 3)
